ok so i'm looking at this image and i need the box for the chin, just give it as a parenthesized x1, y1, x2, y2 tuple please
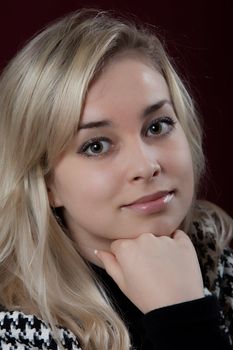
(134, 220, 178, 238)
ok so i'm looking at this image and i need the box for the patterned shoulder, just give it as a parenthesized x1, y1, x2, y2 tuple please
(0, 309, 82, 350)
(190, 200, 233, 346)
(190, 200, 233, 288)
(192, 200, 233, 250)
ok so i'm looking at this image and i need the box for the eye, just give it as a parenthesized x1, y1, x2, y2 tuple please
(78, 137, 112, 157)
(146, 117, 176, 137)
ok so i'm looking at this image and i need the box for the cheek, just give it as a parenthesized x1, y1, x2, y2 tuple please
(177, 139, 195, 196)
(165, 134, 194, 186)
(182, 138, 194, 175)
(60, 165, 120, 230)
(80, 169, 117, 201)
(54, 162, 119, 210)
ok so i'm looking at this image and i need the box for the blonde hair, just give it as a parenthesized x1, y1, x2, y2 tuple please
(0, 9, 205, 349)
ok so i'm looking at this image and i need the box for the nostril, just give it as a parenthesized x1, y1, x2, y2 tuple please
(133, 176, 142, 181)
(129, 155, 161, 183)
(152, 169, 160, 177)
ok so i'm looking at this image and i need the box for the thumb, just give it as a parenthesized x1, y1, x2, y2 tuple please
(95, 250, 123, 287)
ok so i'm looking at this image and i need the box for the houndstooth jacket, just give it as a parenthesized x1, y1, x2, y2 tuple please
(0, 200, 233, 349)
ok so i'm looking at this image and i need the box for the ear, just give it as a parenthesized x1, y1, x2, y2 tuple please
(46, 181, 63, 208)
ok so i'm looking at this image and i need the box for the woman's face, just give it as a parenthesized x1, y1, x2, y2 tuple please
(49, 55, 194, 263)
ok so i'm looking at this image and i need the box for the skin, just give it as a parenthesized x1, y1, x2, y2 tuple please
(49, 55, 204, 312)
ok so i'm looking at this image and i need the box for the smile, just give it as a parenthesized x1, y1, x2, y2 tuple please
(121, 191, 175, 215)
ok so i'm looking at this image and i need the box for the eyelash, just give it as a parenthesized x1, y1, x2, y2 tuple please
(145, 116, 176, 137)
(78, 137, 112, 157)
(78, 116, 176, 158)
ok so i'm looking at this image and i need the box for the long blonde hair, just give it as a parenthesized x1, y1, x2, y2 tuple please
(0, 9, 204, 349)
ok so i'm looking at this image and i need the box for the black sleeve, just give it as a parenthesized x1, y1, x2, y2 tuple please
(142, 295, 232, 350)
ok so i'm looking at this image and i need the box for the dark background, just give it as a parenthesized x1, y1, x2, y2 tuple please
(0, 0, 232, 217)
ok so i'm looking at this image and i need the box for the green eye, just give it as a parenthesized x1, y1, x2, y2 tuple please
(146, 117, 176, 137)
(148, 122, 163, 135)
(79, 137, 111, 157)
(89, 141, 106, 154)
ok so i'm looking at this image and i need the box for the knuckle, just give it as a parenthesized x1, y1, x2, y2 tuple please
(138, 232, 154, 241)
(111, 239, 130, 252)
(159, 235, 172, 242)
(178, 233, 193, 249)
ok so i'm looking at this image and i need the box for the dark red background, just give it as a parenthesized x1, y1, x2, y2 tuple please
(1, 0, 232, 217)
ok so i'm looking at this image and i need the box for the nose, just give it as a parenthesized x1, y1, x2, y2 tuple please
(125, 141, 161, 183)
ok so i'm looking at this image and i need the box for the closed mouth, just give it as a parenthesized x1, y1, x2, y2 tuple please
(123, 190, 175, 207)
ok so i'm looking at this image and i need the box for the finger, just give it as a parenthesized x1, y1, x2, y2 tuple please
(172, 230, 187, 240)
(172, 230, 194, 248)
(95, 250, 123, 287)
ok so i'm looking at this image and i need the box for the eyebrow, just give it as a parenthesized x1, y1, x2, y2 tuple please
(78, 99, 172, 130)
(78, 120, 112, 130)
(142, 99, 172, 118)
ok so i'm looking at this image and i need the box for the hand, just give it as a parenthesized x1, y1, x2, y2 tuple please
(96, 230, 204, 313)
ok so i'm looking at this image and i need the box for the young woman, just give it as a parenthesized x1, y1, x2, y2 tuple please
(0, 9, 232, 350)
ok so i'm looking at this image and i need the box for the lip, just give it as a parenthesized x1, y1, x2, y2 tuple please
(121, 190, 175, 214)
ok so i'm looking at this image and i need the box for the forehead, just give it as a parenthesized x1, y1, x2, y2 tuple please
(82, 56, 171, 122)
